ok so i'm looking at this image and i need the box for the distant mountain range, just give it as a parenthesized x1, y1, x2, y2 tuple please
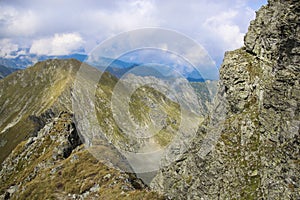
(0, 52, 87, 69)
(0, 51, 209, 82)
(0, 65, 19, 79)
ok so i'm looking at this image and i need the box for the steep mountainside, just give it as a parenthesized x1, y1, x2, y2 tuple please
(0, 59, 80, 164)
(151, 0, 299, 199)
(0, 55, 216, 199)
(72, 64, 208, 184)
(0, 59, 166, 199)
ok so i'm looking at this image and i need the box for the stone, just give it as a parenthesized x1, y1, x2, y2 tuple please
(151, 1, 300, 199)
(6, 185, 18, 194)
(103, 173, 111, 180)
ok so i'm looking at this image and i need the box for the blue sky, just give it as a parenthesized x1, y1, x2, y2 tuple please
(0, 0, 267, 67)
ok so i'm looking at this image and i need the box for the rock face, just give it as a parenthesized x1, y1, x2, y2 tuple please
(151, 0, 299, 199)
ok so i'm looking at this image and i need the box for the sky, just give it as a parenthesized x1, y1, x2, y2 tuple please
(0, 0, 267, 67)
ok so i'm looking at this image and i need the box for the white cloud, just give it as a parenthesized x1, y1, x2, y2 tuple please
(0, 39, 18, 58)
(114, 0, 157, 30)
(30, 33, 84, 55)
(0, 0, 158, 40)
(203, 10, 244, 51)
(77, 0, 158, 46)
(0, 0, 266, 62)
(137, 0, 259, 65)
(0, 6, 38, 37)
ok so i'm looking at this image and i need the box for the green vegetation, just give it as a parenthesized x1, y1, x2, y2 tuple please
(0, 59, 81, 165)
(129, 86, 180, 147)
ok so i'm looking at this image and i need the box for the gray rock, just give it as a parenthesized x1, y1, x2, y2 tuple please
(6, 185, 18, 194)
(151, 0, 300, 199)
(103, 173, 112, 180)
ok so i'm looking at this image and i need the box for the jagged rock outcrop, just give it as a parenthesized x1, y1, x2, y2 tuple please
(151, 0, 299, 199)
(0, 112, 162, 200)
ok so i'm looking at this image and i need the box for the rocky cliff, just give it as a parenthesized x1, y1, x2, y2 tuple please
(151, 0, 300, 199)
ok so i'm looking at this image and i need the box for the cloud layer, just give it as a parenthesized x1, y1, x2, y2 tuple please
(0, 0, 267, 64)
(30, 33, 83, 55)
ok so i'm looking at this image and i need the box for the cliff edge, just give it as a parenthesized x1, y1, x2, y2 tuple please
(151, 0, 299, 199)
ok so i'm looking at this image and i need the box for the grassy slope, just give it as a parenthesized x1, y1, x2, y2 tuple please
(95, 72, 181, 151)
(0, 58, 183, 164)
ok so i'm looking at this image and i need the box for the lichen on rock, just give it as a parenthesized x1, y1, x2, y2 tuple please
(151, 0, 300, 199)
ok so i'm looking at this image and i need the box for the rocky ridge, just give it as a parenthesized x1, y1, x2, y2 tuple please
(151, 0, 300, 199)
(0, 58, 150, 166)
(0, 112, 162, 199)
(0, 59, 80, 164)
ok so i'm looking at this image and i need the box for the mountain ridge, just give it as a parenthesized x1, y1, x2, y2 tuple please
(0, 59, 167, 199)
(0, 59, 81, 164)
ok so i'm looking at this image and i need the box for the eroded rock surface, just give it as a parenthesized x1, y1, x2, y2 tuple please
(151, 0, 300, 199)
